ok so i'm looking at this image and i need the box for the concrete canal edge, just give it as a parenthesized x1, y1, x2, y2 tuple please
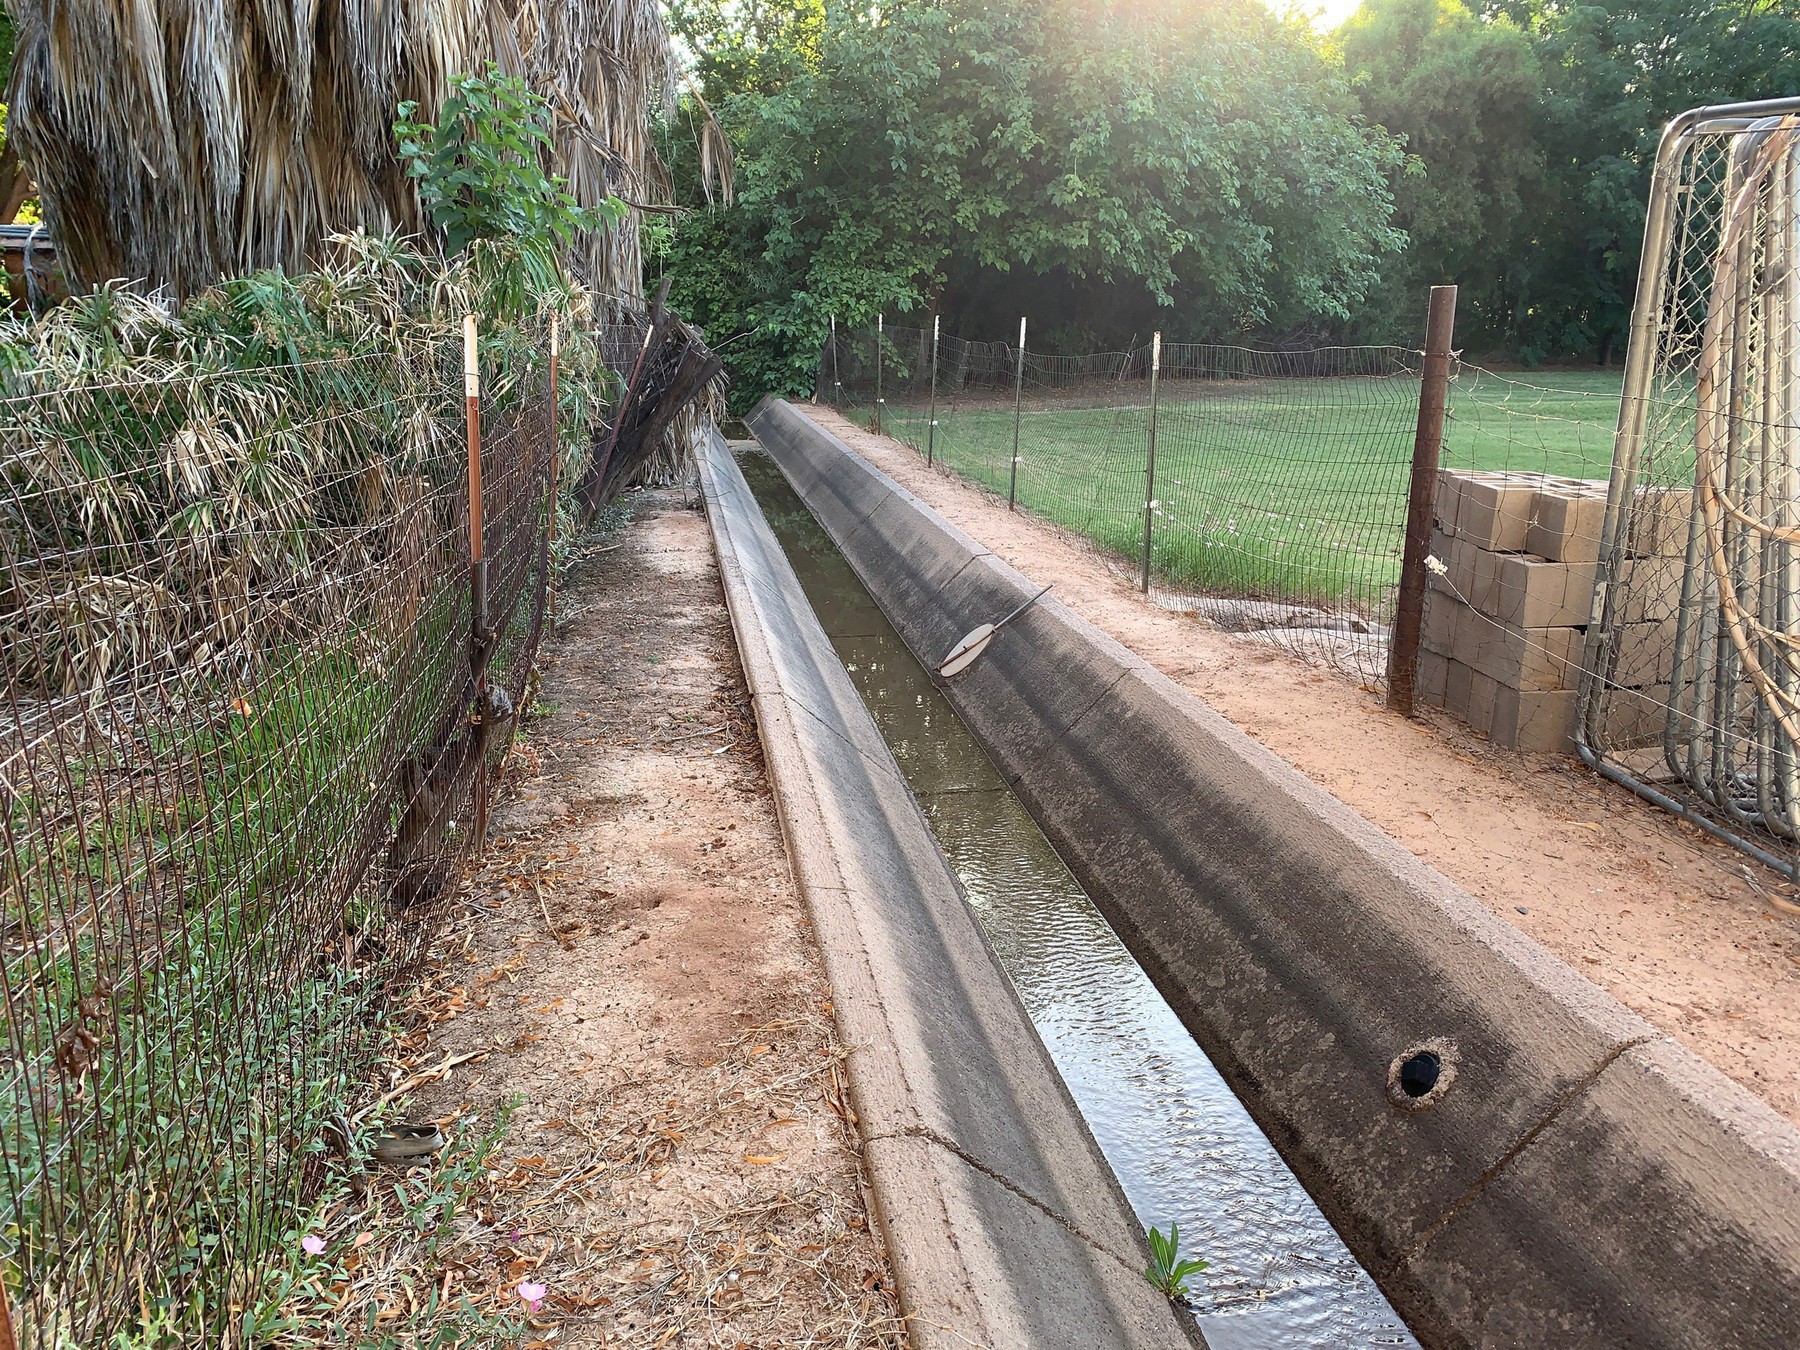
(746, 397, 1800, 1349)
(695, 433, 1199, 1349)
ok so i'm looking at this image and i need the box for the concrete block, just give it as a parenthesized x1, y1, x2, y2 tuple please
(1438, 665, 1575, 752)
(1433, 469, 1464, 534)
(1591, 683, 1671, 749)
(1490, 552, 1597, 630)
(1465, 538, 1502, 613)
(1624, 485, 1693, 559)
(1444, 657, 1475, 722)
(1611, 618, 1676, 689)
(1465, 666, 1500, 735)
(1417, 648, 1450, 709)
(1422, 586, 1459, 657)
(1427, 528, 1500, 613)
(1451, 472, 1538, 552)
(1426, 524, 1457, 581)
(1526, 486, 1608, 564)
(1489, 686, 1578, 753)
(1441, 595, 1581, 690)
(1613, 555, 1683, 625)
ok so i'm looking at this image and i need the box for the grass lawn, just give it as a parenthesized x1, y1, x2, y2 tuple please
(852, 368, 1625, 613)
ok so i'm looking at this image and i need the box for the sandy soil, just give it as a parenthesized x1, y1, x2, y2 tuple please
(805, 404, 1800, 1128)
(405, 495, 902, 1347)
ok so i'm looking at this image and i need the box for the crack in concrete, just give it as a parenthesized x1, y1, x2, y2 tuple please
(995, 664, 1133, 787)
(1405, 1033, 1661, 1263)
(865, 1123, 1142, 1274)
(779, 687, 912, 781)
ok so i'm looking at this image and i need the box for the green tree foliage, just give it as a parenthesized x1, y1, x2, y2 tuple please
(664, 0, 1798, 392)
(1338, 0, 1541, 345)
(1513, 0, 1800, 362)
(1343, 0, 1800, 359)
(660, 0, 1405, 404)
(396, 68, 623, 318)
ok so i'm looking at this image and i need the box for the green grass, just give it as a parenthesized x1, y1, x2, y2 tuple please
(856, 369, 1625, 613)
(246, 1103, 526, 1350)
(0, 573, 479, 1344)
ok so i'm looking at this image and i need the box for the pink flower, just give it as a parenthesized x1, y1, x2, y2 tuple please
(301, 1235, 326, 1256)
(516, 1280, 547, 1310)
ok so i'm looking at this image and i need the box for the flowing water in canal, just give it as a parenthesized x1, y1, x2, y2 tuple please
(738, 450, 1415, 1349)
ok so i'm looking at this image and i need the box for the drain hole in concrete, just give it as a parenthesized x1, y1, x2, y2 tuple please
(1387, 1040, 1455, 1111)
(1398, 1052, 1440, 1098)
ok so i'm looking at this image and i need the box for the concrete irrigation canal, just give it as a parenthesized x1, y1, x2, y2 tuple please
(738, 448, 1409, 1348)
(698, 403, 1800, 1349)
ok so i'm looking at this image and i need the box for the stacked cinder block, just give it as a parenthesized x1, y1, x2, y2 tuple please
(1418, 471, 1693, 752)
(1417, 472, 1611, 752)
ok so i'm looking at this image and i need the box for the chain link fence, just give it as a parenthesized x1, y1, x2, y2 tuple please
(1579, 103, 1800, 876)
(0, 316, 567, 1343)
(819, 321, 1623, 687)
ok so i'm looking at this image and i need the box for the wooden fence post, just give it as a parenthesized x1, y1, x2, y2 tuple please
(1387, 285, 1458, 715)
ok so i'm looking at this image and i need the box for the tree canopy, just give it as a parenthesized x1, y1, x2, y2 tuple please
(661, 0, 1405, 402)
(1340, 0, 1800, 360)
(661, 0, 1800, 402)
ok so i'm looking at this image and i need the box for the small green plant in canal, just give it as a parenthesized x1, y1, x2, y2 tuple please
(1144, 1223, 1208, 1301)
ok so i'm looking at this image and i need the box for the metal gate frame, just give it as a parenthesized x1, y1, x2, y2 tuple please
(1578, 96, 1800, 877)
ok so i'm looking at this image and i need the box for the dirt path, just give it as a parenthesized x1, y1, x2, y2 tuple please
(805, 405, 1800, 1129)
(406, 495, 902, 1347)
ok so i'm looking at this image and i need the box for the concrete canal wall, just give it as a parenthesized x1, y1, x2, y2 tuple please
(745, 396, 1800, 1349)
(697, 433, 1197, 1350)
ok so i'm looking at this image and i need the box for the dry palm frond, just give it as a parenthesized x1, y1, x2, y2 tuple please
(685, 85, 737, 209)
(5, 0, 731, 308)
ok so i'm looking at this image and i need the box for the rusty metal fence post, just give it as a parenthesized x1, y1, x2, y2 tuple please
(1140, 332, 1162, 593)
(927, 313, 940, 467)
(830, 314, 842, 407)
(1386, 285, 1458, 714)
(546, 312, 560, 617)
(464, 314, 492, 844)
(1009, 316, 1026, 511)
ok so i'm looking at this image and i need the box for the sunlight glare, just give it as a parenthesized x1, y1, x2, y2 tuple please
(1270, 0, 1365, 31)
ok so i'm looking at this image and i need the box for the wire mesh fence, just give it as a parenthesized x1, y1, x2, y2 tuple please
(1579, 105, 1800, 876)
(820, 321, 1625, 687)
(0, 317, 562, 1343)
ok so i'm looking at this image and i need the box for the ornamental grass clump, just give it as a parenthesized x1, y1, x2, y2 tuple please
(0, 230, 611, 697)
